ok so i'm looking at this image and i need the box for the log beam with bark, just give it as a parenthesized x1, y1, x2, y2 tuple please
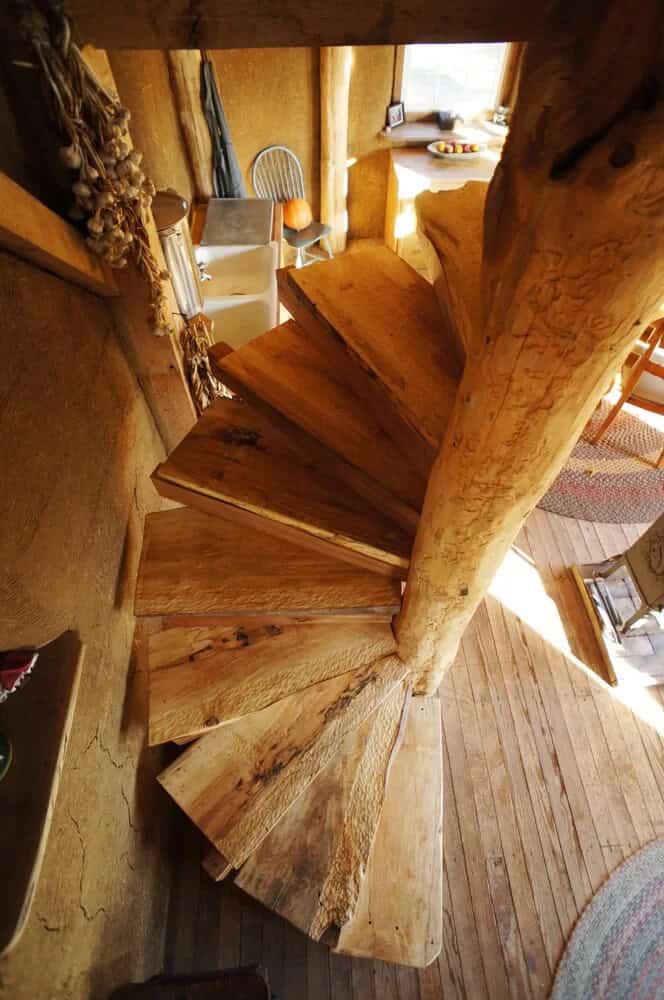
(395, 1, 664, 694)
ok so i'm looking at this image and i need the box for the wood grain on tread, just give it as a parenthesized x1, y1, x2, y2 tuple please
(278, 246, 462, 449)
(210, 319, 431, 518)
(335, 695, 443, 968)
(158, 654, 409, 869)
(152, 397, 411, 577)
(135, 508, 402, 619)
(235, 682, 411, 940)
(147, 619, 396, 745)
(416, 183, 487, 365)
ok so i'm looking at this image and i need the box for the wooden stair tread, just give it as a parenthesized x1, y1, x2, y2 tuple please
(210, 319, 430, 518)
(158, 653, 409, 870)
(416, 184, 487, 365)
(147, 619, 396, 745)
(335, 694, 443, 968)
(234, 682, 410, 940)
(278, 245, 462, 450)
(135, 508, 401, 619)
(152, 397, 411, 578)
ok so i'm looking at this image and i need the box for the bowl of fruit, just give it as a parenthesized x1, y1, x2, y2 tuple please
(427, 139, 485, 161)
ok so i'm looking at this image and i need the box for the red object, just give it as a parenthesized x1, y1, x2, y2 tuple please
(0, 650, 38, 702)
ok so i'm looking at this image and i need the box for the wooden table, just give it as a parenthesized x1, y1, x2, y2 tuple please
(384, 146, 500, 263)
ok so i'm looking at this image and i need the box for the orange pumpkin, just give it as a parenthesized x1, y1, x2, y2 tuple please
(283, 197, 312, 231)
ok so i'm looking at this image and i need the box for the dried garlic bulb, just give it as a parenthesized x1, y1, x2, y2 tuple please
(23, 6, 172, 336)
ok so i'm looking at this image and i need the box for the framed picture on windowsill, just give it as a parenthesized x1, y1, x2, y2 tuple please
(385, 101, 405, 130)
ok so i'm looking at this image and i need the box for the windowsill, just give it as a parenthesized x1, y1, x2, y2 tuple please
(380, 118, 507, 147)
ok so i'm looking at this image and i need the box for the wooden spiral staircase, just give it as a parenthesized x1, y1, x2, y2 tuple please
(135, 245, 461, 967)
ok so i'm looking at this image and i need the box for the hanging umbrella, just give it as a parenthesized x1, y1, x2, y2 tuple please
(201, 58, 246, 199)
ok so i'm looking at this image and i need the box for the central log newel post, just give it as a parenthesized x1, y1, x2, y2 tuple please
(395, 2, 664, 694)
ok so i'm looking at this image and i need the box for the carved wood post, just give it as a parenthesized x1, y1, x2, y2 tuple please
(395, 2, 664, 694)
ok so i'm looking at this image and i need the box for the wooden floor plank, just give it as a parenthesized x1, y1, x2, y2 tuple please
(136, 507, 402, 619)
(459, 637, 550, 994)
(394, 964, 420, 1000)
(283, 918, 308, 1000)
(555, 518, 640, 861)
(211, 319, 431, 517)
(350, 958, 376, 1000)
(533, 512, 656, 851)
(440, 679, 510, 998)
(440, 717, 489, 998)
(495, 604, 597, 909)
(585, 522, 664, 838)
(523, 515, 611, 893)
(278, 246, 461, 450)
(307, 938, 331, 1000)
(449, 657, 531, 998)
(439, 862, 467, 1000)
(218, 882, 243, 969)
(373, 960, 399, 1000)
(147, 619, 395, 744)
(482, 596, 579, 939)
(329, 952, 353, 1000)
(469, 603, 565, 973)
(158, 655, 408, 869)
(153, 397, 412, 577)
(261, 911, 286, 999)
(417, 959, 443, 1000)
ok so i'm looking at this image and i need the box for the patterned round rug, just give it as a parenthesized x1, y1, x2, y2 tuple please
(551, 839, 664, 1000)
(539, 399, 664, 523)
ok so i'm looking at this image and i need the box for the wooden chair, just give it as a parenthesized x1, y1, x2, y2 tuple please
(590, 318, 664, 466)
(593, 512, 664, 635)
(251, 145, 333, 268)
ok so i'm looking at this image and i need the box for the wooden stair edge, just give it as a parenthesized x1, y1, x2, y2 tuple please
(135, 507, 403, 619)
(202, 847, 233, 882)
(207, 345, 421, 534)
(151, 397, 413, 577)
(152, 475, 409, 580)
(415, 183, 487, 368)
(157, 653, 410, 870)
(277, 248, 462, 450)
(209, 320, 431, 524)
(147, 619, 396, 745)
(334, 693, 443, 968)
(232, 680, 412, 940)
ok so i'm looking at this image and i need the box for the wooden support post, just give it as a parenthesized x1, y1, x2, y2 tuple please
(395, 2, 664, 694)
(167, 50, 214, 201)
(320, 47, 351, 255)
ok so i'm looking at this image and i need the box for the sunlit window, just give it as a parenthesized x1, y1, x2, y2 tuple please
(402, 43, 508, 118)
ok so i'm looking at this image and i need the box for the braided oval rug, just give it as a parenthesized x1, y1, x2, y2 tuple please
(538, 399, 664, 523)
(551, 839, 664, 1000)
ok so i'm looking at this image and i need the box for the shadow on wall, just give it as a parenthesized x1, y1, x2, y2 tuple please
(347, 148, 391, 240)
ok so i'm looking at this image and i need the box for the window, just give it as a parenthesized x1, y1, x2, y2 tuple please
(401, 43, 509, 119)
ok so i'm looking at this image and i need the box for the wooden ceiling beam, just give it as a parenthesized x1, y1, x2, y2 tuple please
(66, 0, 585, 49)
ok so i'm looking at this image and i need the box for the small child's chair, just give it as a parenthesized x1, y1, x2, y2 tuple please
(252, 145, 333, 268)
